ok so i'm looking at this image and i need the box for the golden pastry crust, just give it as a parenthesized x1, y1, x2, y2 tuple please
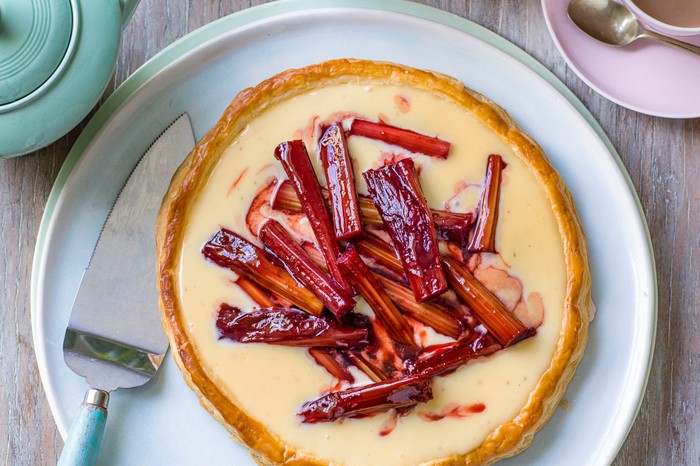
(156, 59, 591, 466)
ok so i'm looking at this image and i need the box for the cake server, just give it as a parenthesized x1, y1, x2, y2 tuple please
(58, 113, 195, 466)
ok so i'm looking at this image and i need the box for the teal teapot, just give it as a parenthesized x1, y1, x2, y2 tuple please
(0, 0, 140, 157)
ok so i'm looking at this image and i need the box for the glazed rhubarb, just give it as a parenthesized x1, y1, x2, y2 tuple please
(349, 119, 451, 159)
(433, 211, 473, 247)
(216, 305, 369, 348)
(345, 351, 389, 382)
(274, 140, 352, 293)
(298, 374, 433, 423)
(258, 219, 355, 318)
(337, 246, 416, 348)
(202, 229, 324, 315)
(467, 154, 506, 253)
(319, 124, 363, 241)
(269, 180, 306, 213)
(407, 330, 501, 378)
(442, 256, 534, 347)
(363, 158, 448, 302)
(354, 233, 405, 277)
(235, 276, 277, 308)
(272, 179, 468, 234)
(271, 179, 381, 225)
(309, 348, 355, 383)
(374, 274, 463, 340)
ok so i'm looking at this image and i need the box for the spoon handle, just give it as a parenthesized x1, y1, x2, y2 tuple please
(642, 30, 700, 57)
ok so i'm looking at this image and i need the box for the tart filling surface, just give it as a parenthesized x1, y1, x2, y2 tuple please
(157, 60, 590, 465)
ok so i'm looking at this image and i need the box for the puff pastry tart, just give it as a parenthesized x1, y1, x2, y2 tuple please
(156, 59, 591, 465)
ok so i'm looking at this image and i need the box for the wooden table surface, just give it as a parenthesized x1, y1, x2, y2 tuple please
(1, 0, 697, 464)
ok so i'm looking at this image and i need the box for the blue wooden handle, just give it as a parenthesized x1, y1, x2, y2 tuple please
(58, 389, 109, 466)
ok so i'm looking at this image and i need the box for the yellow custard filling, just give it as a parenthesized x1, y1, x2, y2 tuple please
(177, 83, 566, 466)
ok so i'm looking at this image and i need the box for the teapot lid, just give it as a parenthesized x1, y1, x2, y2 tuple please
(0, 0, 74, 105)
(0, 0, 128, 158)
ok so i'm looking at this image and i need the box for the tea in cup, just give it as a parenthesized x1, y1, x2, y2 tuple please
(625, 0, 700, 36)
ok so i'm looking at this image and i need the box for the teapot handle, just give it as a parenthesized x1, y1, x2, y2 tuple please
(119, 0, 141, 29)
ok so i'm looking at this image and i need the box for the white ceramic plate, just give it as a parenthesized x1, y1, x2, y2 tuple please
(32, 1, 656, 464)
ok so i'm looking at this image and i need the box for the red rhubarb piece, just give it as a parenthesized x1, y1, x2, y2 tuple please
(363, 158, 448, 302)
(216, 306, 369, 348)
(337, 246, 416, 348)
(309, 348, 355, 383)
(298, 374, 433, 423)
(374, 274, 463, 340)
(357, 195, 384, 225)
(467, 154, 506, 253)
(202, 229, 324, 315)
(274, 141, 352, 293)
(344, 351, 389, 382)
(343, 312, 408, 380)
(354, 233, 405, 277)
(272, 179, 383, 226)
(272, 179, 464, 232)
(258, 219, 355, 319)
(235, 276, 277, 308)
(433, 211, 473, 247)
(300, 241, 327, 270)
(270, 180, 303, 213)
(442, 256, 534, 347)
(319, 124, 363, 241)
(349, 119, 451, 159)
(407, 328, 501, 377)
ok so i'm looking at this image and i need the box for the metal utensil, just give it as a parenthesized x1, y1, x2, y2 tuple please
(58, 114, 195, 466)
(567, 0, 700, 56)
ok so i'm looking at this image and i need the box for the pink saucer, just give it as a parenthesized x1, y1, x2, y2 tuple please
(542, 0, 700, 118)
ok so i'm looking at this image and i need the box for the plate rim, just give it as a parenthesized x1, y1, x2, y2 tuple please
(541, 0, 700, 119)
(30, 0, 658, 464)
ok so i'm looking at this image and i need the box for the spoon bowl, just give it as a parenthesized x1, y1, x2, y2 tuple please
(567, 0, 700, 56)
(567, 0, 641, 46)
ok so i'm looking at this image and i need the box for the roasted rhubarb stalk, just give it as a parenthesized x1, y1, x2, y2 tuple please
(354, 233, 405, 277)
(309, 348, 355, 383)
(270, 180, 306, 212)
(272, 179, 381, 225)
(343, 312, 405, 381)
(407, 330, 501, 377)
(258, 219, 355, 319)
(216, 305, 369, 348)
(272, 179, 469, 237)
(363, 158, 448, 302)
(274, 140, 352, 293)
(300, 241, 327, 270)
(319, 124, 363, 241)
(202, 229, 324, 315)
(298, 374, 433, 423)
(337, 247, 416, 348)
(467, 154, 506, 253)
(235, 276, 277, 308)
(374, 275, 463, 340)
(357, 196, 384, 224)
(442, 256, 534, 347)
(349, 119, 451, 159)
(345, 351, 389, 382)
(433, 211, 473, 247)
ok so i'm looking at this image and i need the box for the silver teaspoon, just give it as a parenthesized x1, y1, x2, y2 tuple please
(567, 0, 700, 56)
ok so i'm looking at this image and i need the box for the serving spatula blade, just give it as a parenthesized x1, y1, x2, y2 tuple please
(58, 113, 195, 466)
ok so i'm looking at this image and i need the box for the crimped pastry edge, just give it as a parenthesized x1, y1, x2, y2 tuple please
(155, 58, 591, 466)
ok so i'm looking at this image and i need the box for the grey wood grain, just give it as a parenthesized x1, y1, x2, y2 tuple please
(0, 0, 697, 464)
